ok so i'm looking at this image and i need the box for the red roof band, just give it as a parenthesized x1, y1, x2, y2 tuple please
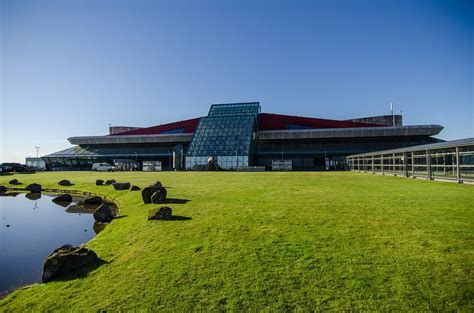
(111, 114, 382, 136)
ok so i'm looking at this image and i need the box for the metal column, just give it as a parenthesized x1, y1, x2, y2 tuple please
(392, 153, 396, 176)
(411, 152, 415, 178)
(403, 152, 408, 177)
(426, 150, 432, 180)
(381, 155, 384, 175)
(456, 147, 461, 183)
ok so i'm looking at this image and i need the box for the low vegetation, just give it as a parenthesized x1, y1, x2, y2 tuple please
(0, 172, 472, 311)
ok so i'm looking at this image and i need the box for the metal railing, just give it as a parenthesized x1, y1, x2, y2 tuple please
(346, 138, 474, 184)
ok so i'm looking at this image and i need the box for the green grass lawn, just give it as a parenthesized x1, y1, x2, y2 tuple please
(0, 171, 473, 311)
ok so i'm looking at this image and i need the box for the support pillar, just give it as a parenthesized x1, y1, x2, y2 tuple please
(426, 150, 432, 180)
(393, 153, 396, 176)
(456, 147, 461, 183)
(403, 152, 408, 177)
(381, 155, 384, 175)
(411, 152, 415, 178)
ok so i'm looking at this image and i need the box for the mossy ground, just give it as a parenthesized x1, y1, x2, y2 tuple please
(0, 171, 472, 311)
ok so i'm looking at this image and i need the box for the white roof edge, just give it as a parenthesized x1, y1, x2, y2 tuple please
(347, 137, 474, 158)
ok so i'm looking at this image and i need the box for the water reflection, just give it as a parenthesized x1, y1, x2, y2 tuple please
(25, 193, 41, 200)
(0, 192, 115, 297)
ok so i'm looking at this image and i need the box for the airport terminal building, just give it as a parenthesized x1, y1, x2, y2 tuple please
(43, 102, 443, 171)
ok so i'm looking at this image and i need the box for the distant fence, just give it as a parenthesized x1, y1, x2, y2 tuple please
(346, 138, 474, 184)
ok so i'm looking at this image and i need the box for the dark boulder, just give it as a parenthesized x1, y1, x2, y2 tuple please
(148, 206, 172, 220)
(141, 186, 157, 204)
(96, 179, 104, 186)
(58, 180, 72, 186)
(93, 221, 107, 234)
(0, 185, 6, 193)
(84, 196, 103, 205)
(152, 181, 163, 188)
(112, 182, 131, 190)
(9, 179, 22, 185)
(26, 192, 41, 200)
(93, 203, 114, 223)
(25, 183, 42, 193)
(151, 188, 167, 204)
(53, 194, 73, 203)
(130, 185, 140, 191)
(105, 179, 116, 185)
(42, 244, 98, 283)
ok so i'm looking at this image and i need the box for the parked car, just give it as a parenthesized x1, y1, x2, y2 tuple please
(1, 163, 35, 173)
(92, 163, 116, 172)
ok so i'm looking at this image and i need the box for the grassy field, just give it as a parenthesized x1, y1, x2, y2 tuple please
(0, 171, 472, 311)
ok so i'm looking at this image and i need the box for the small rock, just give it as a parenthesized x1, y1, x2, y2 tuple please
(130, 185, 140, 191)
(53, 194, 73, 203)
(6, 224, 10, 227)
(93, 203, 114, 223)
(58, 180, 72, 186)
(9, 179, 22, 185)
(148, 206, 172, 220)
(84, 196, 103, 205)
(0, 185, 6, 193)
(25, 183, 42, 193)
(42, 244, 98, 283)
(151, 188, 167, 204)
(112, 182, 131, 191)
(105, 179, 116, 185)
(96, 180, 104, 186)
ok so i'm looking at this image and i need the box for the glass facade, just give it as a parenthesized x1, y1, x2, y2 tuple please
(186, 102, 260, 169)
(42, 145, 177, 171)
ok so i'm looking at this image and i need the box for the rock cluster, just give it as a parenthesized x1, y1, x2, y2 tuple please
(42, 244, 98, 283)
(141, 183, 167, 204)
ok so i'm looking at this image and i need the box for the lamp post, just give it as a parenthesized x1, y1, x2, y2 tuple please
(35, 146, 40, 157)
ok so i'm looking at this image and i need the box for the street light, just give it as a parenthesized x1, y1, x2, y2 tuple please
(35, 146, 40, 157)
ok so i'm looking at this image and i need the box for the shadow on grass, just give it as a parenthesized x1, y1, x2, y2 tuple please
(114, 215, 128, 219)
(162, 198, 191, 204)
(53, 258, 109, 282)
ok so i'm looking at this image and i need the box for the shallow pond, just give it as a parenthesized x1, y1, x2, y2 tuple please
(0, 192, 110, 296)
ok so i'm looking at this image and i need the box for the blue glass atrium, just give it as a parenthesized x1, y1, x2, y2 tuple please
(186, 102, 260, 169)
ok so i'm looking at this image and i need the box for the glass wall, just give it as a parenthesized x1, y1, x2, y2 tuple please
(186, 103, 260, 170)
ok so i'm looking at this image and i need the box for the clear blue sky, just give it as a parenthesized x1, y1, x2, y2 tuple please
(1, 0, 473, 162)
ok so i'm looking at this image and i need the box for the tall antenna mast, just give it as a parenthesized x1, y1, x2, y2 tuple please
(390, 100, 395, 126)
